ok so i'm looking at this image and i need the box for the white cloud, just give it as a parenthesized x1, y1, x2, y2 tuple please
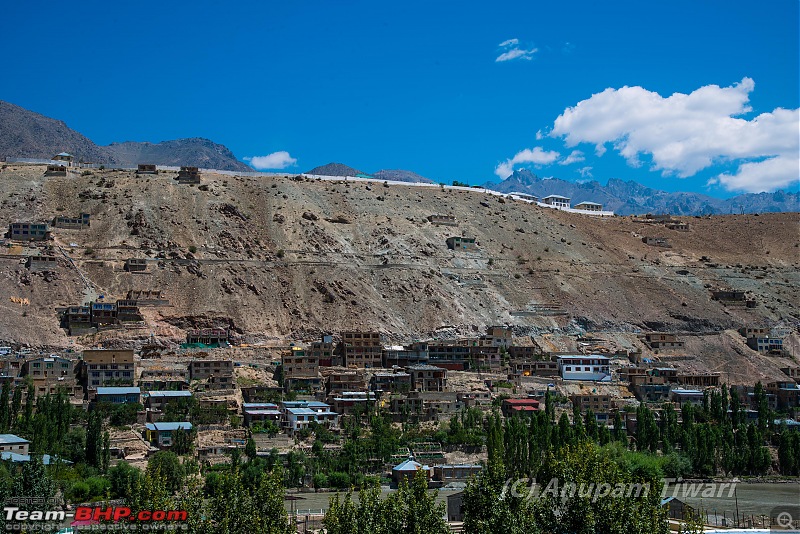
(495, 146, 560, 179)
(577, 166, 593, 179)
(244, 151, 297, 170)
(496, 38, 537, 62)
(559, 149, 585, 165)
(549, 78, 799, 193)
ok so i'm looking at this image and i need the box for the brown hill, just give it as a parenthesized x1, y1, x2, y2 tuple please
(0, 165, 797, 383)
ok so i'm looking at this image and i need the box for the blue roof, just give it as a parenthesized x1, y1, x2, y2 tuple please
(243, 403, 278, 409)
(393, 459, 430, 472)
(145, 422, 192, 431)
(147, 391, 192, 398)
(97, 387, 140, 395)
(286, 408, 320, 415)
(0, 434, 29, 445)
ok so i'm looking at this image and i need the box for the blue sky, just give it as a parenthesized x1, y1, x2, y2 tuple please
(2, 1, 798, 197)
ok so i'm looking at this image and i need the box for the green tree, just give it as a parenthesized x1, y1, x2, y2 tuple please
(147, 451, 185, 494)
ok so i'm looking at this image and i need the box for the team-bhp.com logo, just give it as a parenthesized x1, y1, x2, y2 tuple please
(4, 502, 188, 531)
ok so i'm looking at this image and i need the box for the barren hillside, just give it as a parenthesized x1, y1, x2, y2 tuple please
(0, 164, 798, 384)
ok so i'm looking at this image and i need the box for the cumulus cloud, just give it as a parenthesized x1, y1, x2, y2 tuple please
(244, 151, 297, 170)
(496, 38, 537, 62)
(549, 78, 799, 192)
(559, 149, 585, 165)
(495, 146, 560, 179)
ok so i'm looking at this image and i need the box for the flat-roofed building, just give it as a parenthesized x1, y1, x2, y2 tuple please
(445, 236, 477, 251)
(94, 386, 141, 405)
(25, 255, 58, 272)
(558, 355, 611, 381)
(574, 201, 603, 212)
(542, 195, 570, 208)
(8, 222, 50, 241)
(341, 331, 382, 368)
(144, 390, 193, 411)
(136, 164, 158, 175)
(407, 364, 447, 392)
(145, 422, 192, 448)
(80, 349, 135, 388)
(52, 213, 90, 229)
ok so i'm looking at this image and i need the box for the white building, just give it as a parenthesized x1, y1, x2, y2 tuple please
(281, 401, 338, 434)
(542, 195, 571, 209)
(574, 201, 603, 212)
(0, 434, 30, 455)
(557, 355, 611, 381)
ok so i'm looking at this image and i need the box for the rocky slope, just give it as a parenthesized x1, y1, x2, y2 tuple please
(305, 163, 363, 176)
(373, 169, 435, 184)
(0, 164, 797, 384)
(105, 139, 252, 172)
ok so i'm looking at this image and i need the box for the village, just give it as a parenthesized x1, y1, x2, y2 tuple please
(0, 158, 798, 530)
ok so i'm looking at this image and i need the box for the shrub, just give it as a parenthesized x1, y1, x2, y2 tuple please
(188, 245, 197, 254)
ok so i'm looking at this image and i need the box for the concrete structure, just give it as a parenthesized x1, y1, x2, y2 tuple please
(139, 368, 189, 391)
(280, 401, 338, 435)
(136, 164, 158, 174)
(407, 364, 447, 392)
(125, 258, 148, 272)
(80, 349, 135, 388)
(383, 343, 429, 367)
(509, 192, 539, 202)
(189, 360, 233, 385)
(341, 331, 382, 368)
(711, 290, 746, 302)
(127, 289, 169, 305)
(447, 492, 464, 522)
(44, 164, 67, 176)
(392, 458, 431, 485)
(433, 464, 482, 482)
(642, 236, 671, 247)
(144, 390, 193, 412)
(643, 333, 685, 349)
(574, 201, 603, 212)
(558, 355, 611, 381)
(670, 388, 704, 407)
(116, 299, 143, 322)
(176, 166, 201, 184)
(427, 343, 471, 370)
(427, 214, 458, 226)
(746, 335, 784, 354)
(90, 301, 117, 325)
(665, 222, 690, 231)
(25, 255, 58, 272)
(185, 328, 229, 347)
(52, 213, 90, 229)
(282, 347, 322, 393)
(145, 422, 192, 448)
(445, 236, 477, 251)
(8, 222, 50, 241)
(501, 398, 540, 417)
(329, 391, 379, 416)
(542, 195, 571, 208)
(310, 336, 336, 366)
(571, 394, 615, 413)
(0, 435, 30, 455)
(52, 152, 74, 165)
(22, 355, 74, 381)
(326, 371, 365, 394)
(370, 370, 412, 393)
(242, 403, 281, 427)
(95, 386, 141, 404)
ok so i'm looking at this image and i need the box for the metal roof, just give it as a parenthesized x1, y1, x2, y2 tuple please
(0, 434, 29, 445)
(97, 387, 140, 395)
(145, 422, 193, 431)
(146, 391, 192, 398)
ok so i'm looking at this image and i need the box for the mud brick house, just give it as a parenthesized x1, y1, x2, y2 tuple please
(52, 213, 90, 229)
(711, 290, 746, 302)
(176, 166, 201, 184)
(144, 390, 193, 412)
(310, 336, 336, 366)
(427, 214, 458, 226)
(665, 222, 690, 231)
(189, 360, 233, 383)
(326, 371, 365, 394)
(93, 386, 141, 405)
(370, 370, 412, 393)
(427, 343, 471, 370)
(139, 368, 189, 391)
(125, 258, 148, 272)
(116, 300, 144, 322)
(63, 306, 92, 335)
(329, 391, 380, 417)
(44, 164, 67, 176)
(90, 301, 118, 325)
(340, 331, 382, 368)
(445, 236, 477, 251)
(22, 356, 80, 398)
(407, 364, 448, 392)
(780, 367, 800, 383)
(79, 349, 135, 389)
(677, 373, 720, 387)
(25, 255, 57, 272)
(642, 236, 671, 247)
(282, 347, 322, 393)
(7, 222, 50, 241)
(643, 333, 685, 349)
(571, 394, 615, 413)
(136, 164, 158, 174)
(542, 195, 571, 208)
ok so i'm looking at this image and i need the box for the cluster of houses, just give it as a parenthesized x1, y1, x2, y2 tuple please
(507, 192, 608, 214)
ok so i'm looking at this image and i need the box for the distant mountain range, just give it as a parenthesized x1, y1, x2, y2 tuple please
(1, 100, 796, 215)
(0, 100, 251, 171)
(484, 169, 799, 216)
